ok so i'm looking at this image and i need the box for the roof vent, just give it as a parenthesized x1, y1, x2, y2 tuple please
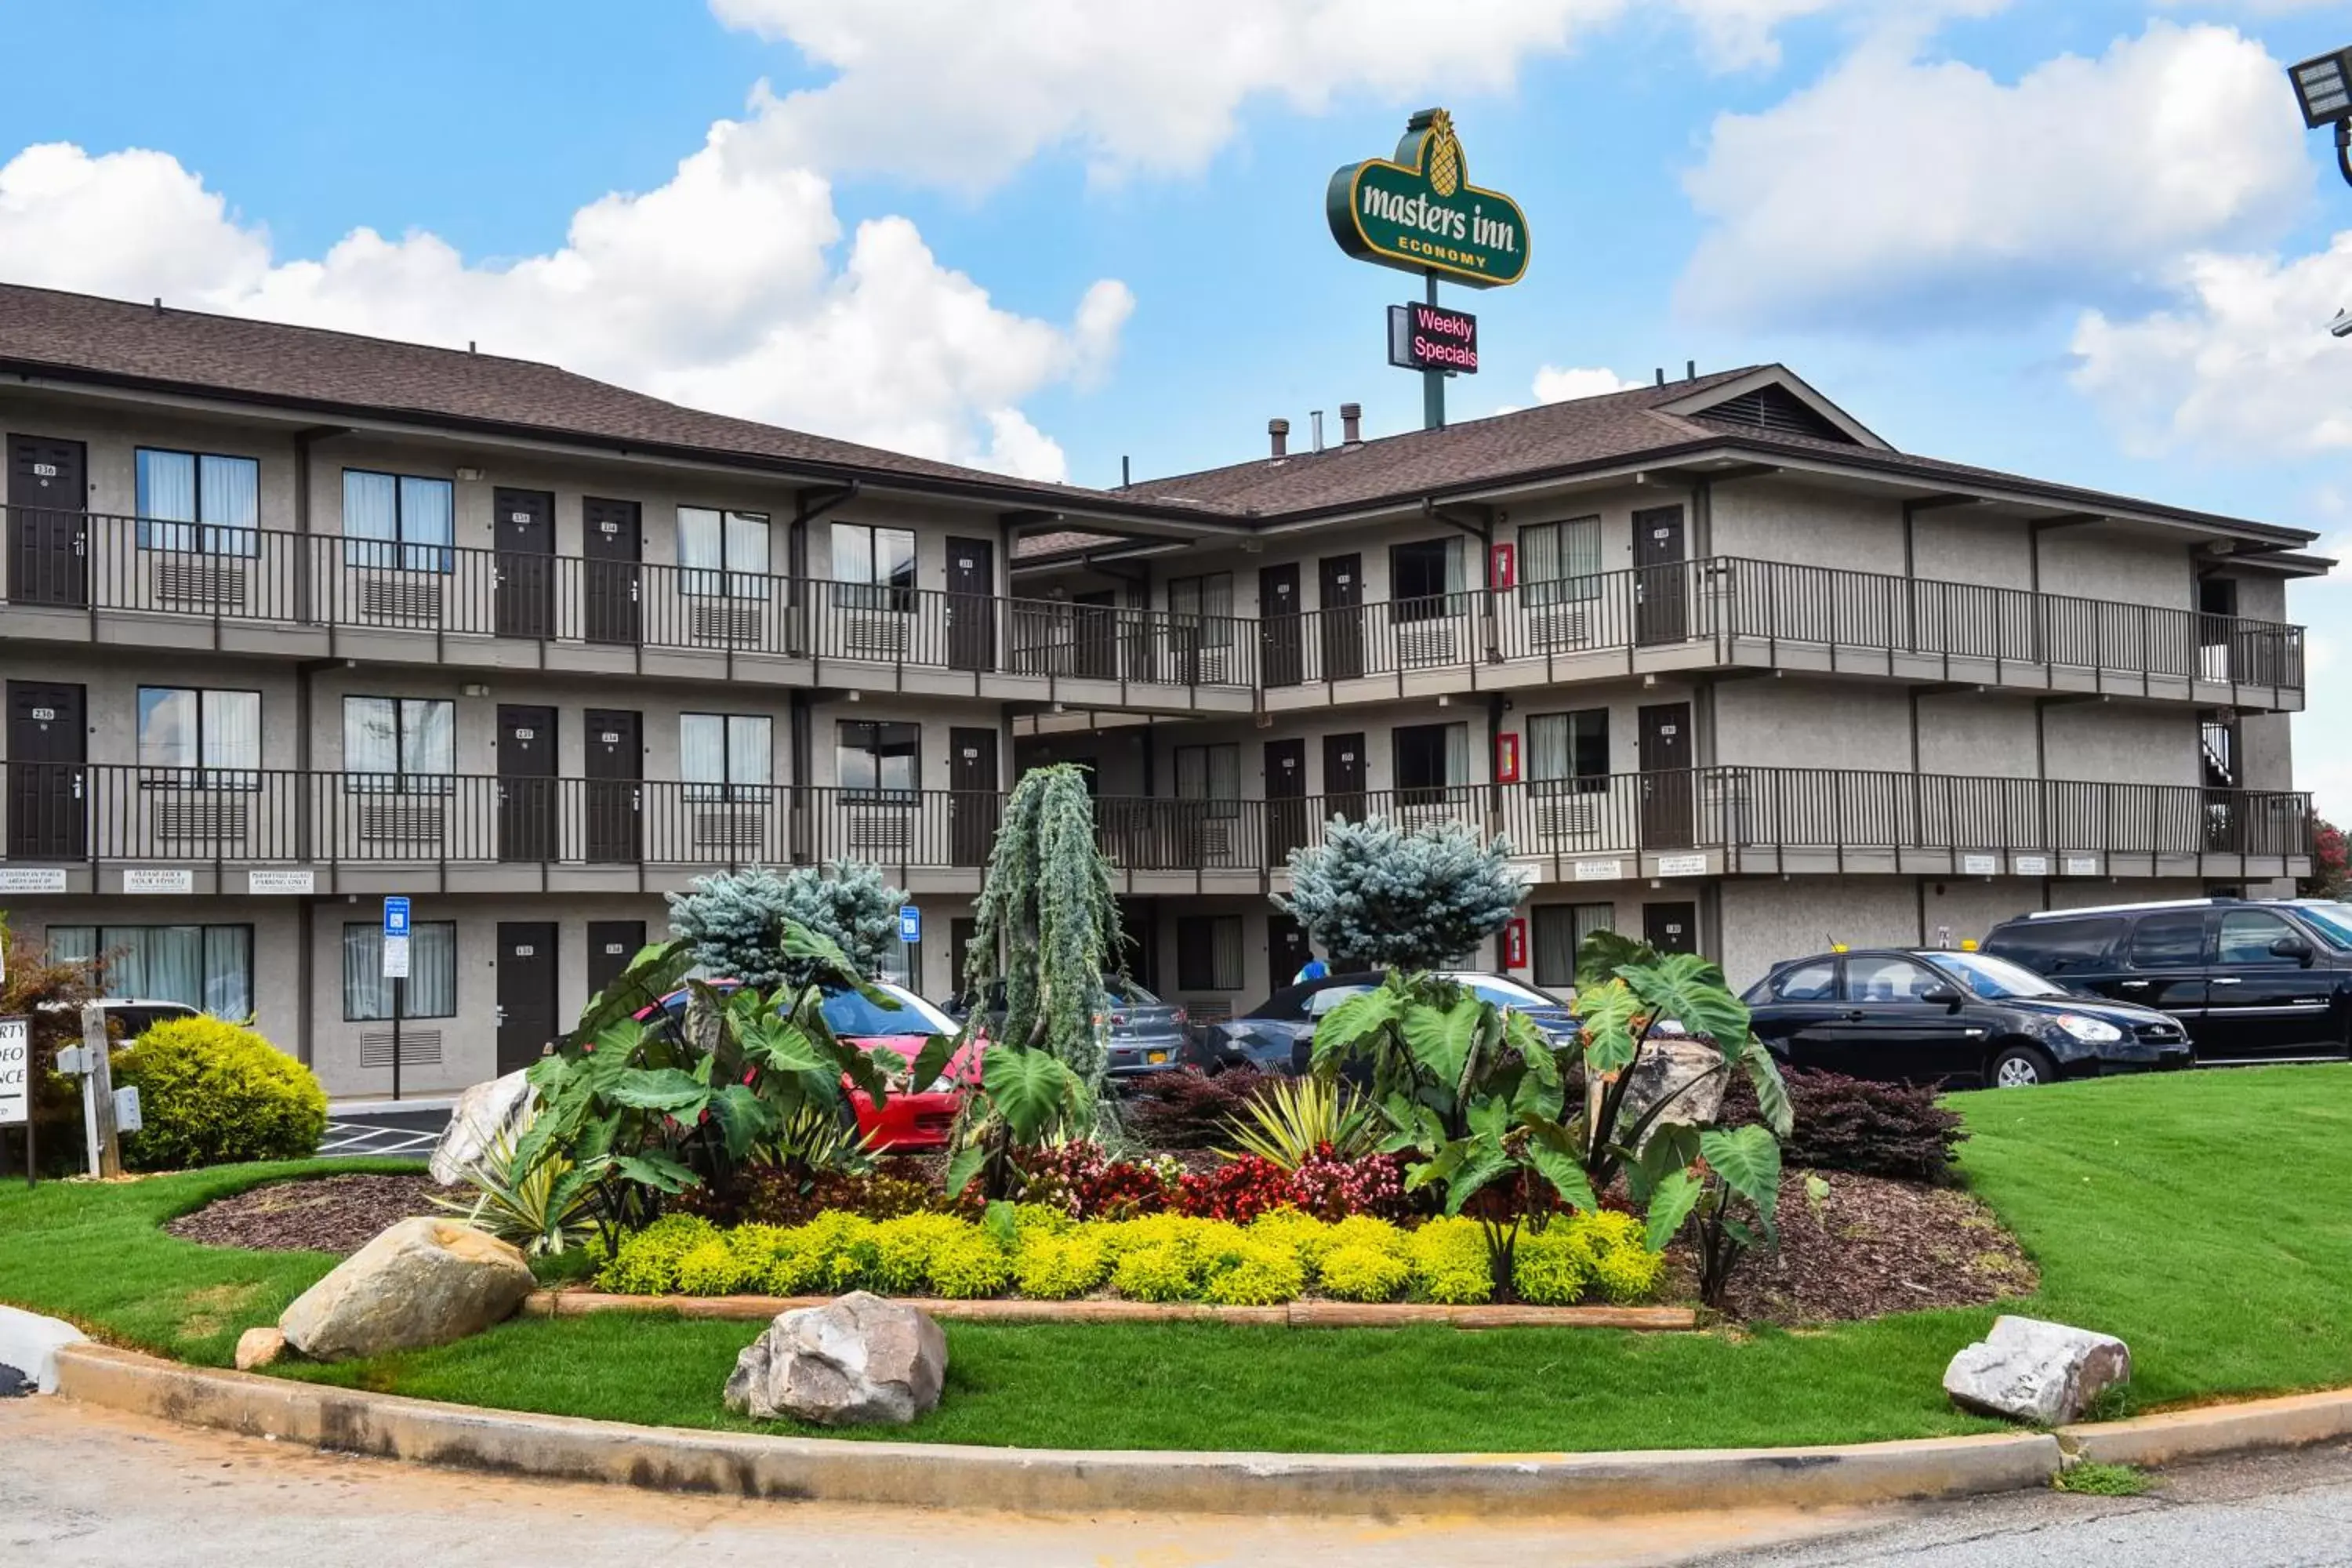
(151, 297, 162, 315)
(1691, 384, 1854, 444)
(1340, 402, 1363, 448)
(1269, 418, 1290, 461)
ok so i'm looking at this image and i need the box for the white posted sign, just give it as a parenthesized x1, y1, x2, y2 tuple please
(0, 1017, 30, 1127)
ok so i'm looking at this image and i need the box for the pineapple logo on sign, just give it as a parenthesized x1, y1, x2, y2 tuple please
(1326, 108, 1530, 288)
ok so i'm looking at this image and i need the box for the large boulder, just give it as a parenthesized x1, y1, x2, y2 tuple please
(430, 1069, 535, 1185)
(279, 1218, 535, 1361)
(1599, 1035, 1728, 1147)
(1944, 1315, 2131, 1425)
(723, 1291, 947, 1427)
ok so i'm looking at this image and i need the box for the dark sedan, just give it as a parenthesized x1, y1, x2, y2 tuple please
(1743, 948, 2192, 1088)
(1203, 971, 1579, 1076)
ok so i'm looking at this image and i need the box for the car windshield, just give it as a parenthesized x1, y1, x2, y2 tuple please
(1926, 952, 2068, 1000)
(819, 982, 957, 1037)
(2292, 904, 2352, 950)
(1450, 975, 1566, 1010)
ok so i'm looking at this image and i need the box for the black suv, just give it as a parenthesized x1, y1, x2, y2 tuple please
(1982, 898, 2352, 1063)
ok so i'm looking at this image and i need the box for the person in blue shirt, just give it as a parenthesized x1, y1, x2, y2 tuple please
(1294, 953, 1330, 984)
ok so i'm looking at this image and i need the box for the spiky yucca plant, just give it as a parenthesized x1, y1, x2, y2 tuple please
(1217, 1076, 1380, 1171)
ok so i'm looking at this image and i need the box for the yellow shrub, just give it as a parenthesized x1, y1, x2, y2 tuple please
(1318, 1243, 1410, 1302)
(927, 1229, 1013, 1298)
(725, 1225, 796, 1285)
(1247, 1208, 1330, 1279)
(760, 1212, 874, 1295)
(1112, 1241, 1199, 1302)
(1581, 1211, 1668, 1305)
(1511, 1226, 1594, 1306)
(675, 1238, 746, 1296)
(1201, 1236, 1306, 1306)
(1323, 1215, 1410, 1262)
(114, 1017, 326, 1170)
(597, 1213, 718, 1295)
(1014, 1229, 1112, 1300)
(1409, 1217, 1494, 1305)
(868, 1214, 971, 1294)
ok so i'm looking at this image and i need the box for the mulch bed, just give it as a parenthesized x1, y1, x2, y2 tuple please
(1685, 1168, 2038, 1326)
(167, 1174, 459, 1254)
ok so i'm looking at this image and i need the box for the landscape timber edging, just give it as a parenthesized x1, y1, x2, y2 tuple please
(50, 1341, 2056, 1519)
(521, 1289, 1701, 1330)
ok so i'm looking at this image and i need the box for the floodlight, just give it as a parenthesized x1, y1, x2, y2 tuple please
(2291, 49, 2352, 129)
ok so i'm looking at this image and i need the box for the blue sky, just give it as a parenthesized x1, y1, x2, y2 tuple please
(2, 0, 2348, 802)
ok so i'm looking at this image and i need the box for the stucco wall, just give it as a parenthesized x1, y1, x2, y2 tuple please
(1713, 678, 1912, 774)
(1717, 877, 1919, 989)
(1709, 479, 1905, 576)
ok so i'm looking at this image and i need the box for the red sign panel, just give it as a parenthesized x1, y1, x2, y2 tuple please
(1504, 917, 1527, 970)
(1495, 732, 1520, 784)
(1490, 540, 1516, 590)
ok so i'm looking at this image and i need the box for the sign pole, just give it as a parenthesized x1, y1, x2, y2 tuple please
(392, 974, 405, 1105)
(1422, 271, 1446, 431)
(381, 896, 412, 1104)
(81, 1003, 120, 1179)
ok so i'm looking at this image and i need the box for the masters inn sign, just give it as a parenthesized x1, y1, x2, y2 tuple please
(1326, 108, 1530, 288)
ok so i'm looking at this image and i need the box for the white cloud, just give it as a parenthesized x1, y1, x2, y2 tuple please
(2070, 232, 2352, 458)
(0, 129, 1128, 481)
(1677, 21, 2309, 328)
(1532, 365, 1645, 401)
(709, 0, 1974, 187)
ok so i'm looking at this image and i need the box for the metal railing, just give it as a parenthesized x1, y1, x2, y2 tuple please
(0, 510, 2303, 699)
(2, 764, 2308, 873)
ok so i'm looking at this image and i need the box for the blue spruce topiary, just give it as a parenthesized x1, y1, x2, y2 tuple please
(666, 859, 905, 988)
(1276, 815, 1523, 972)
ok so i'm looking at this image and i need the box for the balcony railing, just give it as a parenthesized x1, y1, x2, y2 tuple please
(1, 765, 2308, 876)
(0, 509, 2303, 700)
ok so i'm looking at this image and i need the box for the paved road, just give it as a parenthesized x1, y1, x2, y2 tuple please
(8, 1396, 2352, 1567)
(317, 1102, 449, 1161)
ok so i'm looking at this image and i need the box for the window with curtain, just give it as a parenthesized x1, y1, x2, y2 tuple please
(1521, 517, 1602, 605)
(830, 523, 916, 612)
(1530, 905, 1614, 989)
(137, 687, 261, 788)
(1526, 709, 1610, 793)
(681, 713, 772, 802)
(837, 720, 920, 799)
(49, 925, 256, 1018)
(680, 507, 771, 599)
(1389, 537, 1465, 623)
(1392, 722, 1468, 797)
(1175, 915, 1244, 991)
(341, 921, 457, 1019)
(342, 470, 455, 572)
(1174, 742, 1242, 818)
(343, 696, 455, 793)
(1167, 572, 1235, 648)
(136, 449, 260, 556)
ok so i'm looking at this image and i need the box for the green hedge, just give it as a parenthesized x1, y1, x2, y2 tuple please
(597, 1207, 1668, 1308)
(113, 1018, 327, 1171)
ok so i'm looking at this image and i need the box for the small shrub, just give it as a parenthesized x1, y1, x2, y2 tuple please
(1112, 1241, 1198, 1302)
(1409, 1217, 1494, 1305)
(1014, 1229, 1112, 1298)
(868, 1213, 970, 1293)
(113, 1018, 326, 1170)
(1512, 1227, 1595, 1306)
(1218, 1076, 1380, 1169)
(1201, 1236, 1307, 1306)
(1015, 1141, 1176, 1220)
(675, 1238, 746, 1296)
(725, 1224, 796, 1284)
(1580, 1210, 1669, 1305)
(1319, 1243, 1410, 1302)
(1724, 1069, 1965, 1184)
(1123, 1068, 1271, 1149)
(927, 1229, 1013, 1298)
(597, 1213, 719, 1294)
(759, 1211, 874, 1294)
(1323, 1214, 1412, 1261)
(1246, 1208, 1330, 1279)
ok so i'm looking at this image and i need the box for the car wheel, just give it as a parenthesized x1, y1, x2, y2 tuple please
(1988, 1044, 2058, 1089)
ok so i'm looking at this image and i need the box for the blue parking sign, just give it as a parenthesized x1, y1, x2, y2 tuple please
(898, 906, 920, 943)
(383, 895, 411, 938)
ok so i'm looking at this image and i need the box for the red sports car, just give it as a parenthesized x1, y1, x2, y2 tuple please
(637, 979, 977, 1152)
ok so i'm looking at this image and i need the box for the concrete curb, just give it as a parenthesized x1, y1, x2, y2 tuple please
(524, 1290, 1701, 1331)
(53, 1342, 2058, 1518)
(2060, 1388, 2352, 1468)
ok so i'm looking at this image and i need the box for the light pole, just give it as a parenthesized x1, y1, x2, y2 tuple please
(2288, 46, 2352, 187)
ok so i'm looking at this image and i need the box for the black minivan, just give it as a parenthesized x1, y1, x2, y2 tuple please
(1982, 898, 2352, 1063)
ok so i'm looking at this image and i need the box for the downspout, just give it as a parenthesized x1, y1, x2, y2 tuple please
(788, 690, 813, 865)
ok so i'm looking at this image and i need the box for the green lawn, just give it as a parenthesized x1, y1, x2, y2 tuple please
(4, 1066, 2349, 1452)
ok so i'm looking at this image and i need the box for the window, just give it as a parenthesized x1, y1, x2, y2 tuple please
(837, 720, 920, 799)
(1527, 709, 1610, 793)
(1389, 537, 1463, 622)
(136, 449, 259, 555)
(681, 507, 771, 599)
(1531, 903, 1614, 989)
(343, 697, 453, 793)
(830, 522, 914, 612)
(1769, 960, 1838, 1002)
(1176, 915, 1244, 991)
(1842, 955, 1942, 1004)
(1167, 572, 1235, 648)
(682, 713, 773, 802)
(342, 921, 457, 1019)
(1304, 984, 1374, 1017)
(1174, 743, 1241, 818)
(2128, 913, 2209, 969)
(49, 925, 253, 1018)
(2216, 910, 2302, 966)
(1986, 917, 2123, 977)
(137, 687, 260, 787)
(1392, 722, 1468, 799)
(1521, 517, 1602, 605)
(343, 470, 453, 572)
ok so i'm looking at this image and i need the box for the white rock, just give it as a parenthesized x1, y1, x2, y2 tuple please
(279, 1218, 535, 1362)
(234, 1326, 288, 1370)
(723, 1291, 947, 1427)
(0, 1304, 87, 1393)
(1943, 1315, 2131, 1425)
(430, 1069, 536, 1185)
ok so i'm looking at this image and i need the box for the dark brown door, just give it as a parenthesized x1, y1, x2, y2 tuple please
(493, 488, 556, 640)
(1323, 732, 1366, 823)
(1270, 913, 1313, 986)
(1639, 701, 1693, 849)
(9, 435, 88, 608)
(583, 497, 641, 645)
(1259, 562, 1302, 687)
(1266, 737, 1308, 863)
(584, 708, 641, 863)
(6, 681, 85, 858)
(946, 537, 995, 672)
(497, 704, 558, 862)
(1073, 589, 1118, 679)
(949, 727, 1000, 866)
(1634, 506, 1687, 646)
(949, 917, 982, 1006)
(495, 922, 560, 1074)
(1643, 902, 1698, 956)
(1318, 554, 1363, 680)
(586, 920, 646, 1004)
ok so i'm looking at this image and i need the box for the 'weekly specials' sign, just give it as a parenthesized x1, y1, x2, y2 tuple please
(1327, 109, 1530, 288)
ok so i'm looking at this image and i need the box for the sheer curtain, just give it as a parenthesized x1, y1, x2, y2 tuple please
(1527, 713, 1569, 786)
(206, 690, 261, 784)
(343, 471, 398, 567)
(728, 716, 772, 790)
(343, 923, 455, 1018)
(726, 512, 771, 601)
(400, 477, 453, 572)
(1443, 722, 1470, 793)
(204, 926, 254, 1018)
(136, 449, 199, 551)
(200, 456, 260, 556)
(405, 699, 455, 785)
(681, 713, 725, 799)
